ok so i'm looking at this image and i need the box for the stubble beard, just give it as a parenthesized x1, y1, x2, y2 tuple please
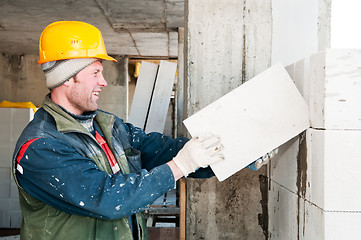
(69, 86, 98, 115)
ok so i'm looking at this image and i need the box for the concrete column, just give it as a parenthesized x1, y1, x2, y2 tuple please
(184, 0, 272, 239)
(176, 27, 185, 137)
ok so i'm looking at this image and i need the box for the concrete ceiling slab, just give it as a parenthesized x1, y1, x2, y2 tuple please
(0, 0, 184, 58)
(132, 32, 172, 56)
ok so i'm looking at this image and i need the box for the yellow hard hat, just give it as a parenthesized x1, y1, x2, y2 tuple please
(38, 21, 117, 64)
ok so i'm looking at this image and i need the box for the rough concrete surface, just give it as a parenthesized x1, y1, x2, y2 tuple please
(184, 0, 272, 239)
(186, 169, 267, 240)
(0, 0, 183, 57)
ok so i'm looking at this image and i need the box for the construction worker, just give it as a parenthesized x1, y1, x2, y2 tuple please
(12, 21, 225, 240)
(12, 21, 273, 240)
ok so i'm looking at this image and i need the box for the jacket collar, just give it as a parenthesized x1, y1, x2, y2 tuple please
(43, 94, 116, 139)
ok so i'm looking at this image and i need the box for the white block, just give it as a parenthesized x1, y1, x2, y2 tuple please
(10, 197, 20, 212)
(184, 63, 310, 181)
(0, 146, 12, 168)
(10, 182, 19, 199)
(0, 198, 10, 228)
(10, 210, 21, 228)
(273, 128, 361, 211)
(11, 108, 34, 142)
(0, 168, 10, 198)
(269, 135, 300, 193)
(0, 107, 32, 229)
(9, 190, 21, 228)
(11, 108, 34, 125)
(269, 182, 361, 240)
(269, 182, 325, 240)
(270, 129, 322, 204)
(324, 212, 361, 240)
(288, 49, 361, 130)
(286, 57, 311, 103)
(268, 183, 299, 240)
(128, 61, 158, 129)
(145, 60, 177, 133)
(307, 129, 361, 211)
(0, 108, 12, 147)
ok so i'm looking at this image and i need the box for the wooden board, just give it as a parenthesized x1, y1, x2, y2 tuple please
(128, 61, 158, 129)
(183, 63, 310, 181)
(179, 179, 186, 240)
(145, 60, 177, 133)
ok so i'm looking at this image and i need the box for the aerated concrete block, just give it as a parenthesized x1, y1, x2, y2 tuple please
(268, 182, 361, 240)
(271, 128, 361, 212)
(0, 146, 11, 168)
(10, 211, 21, 228)
(10, 180, 19, 199)
(272, 49, 361, 240)
(11, 108, 34, 142)
(0, 168, 10, 198)
(0, 199, 11, 228)
(323, 211, 361, 240)
(0, 108, 11, 148)
(269, 129, 313, 202)
(268, 182, 325, 240)
(184, 64, 309, 181)
(307, 128, 361, 212)
(287, 49, 361, 130)
(269, 135, 299, 193)
(268, 182, 299, 240)
(0, 107, 33, 228)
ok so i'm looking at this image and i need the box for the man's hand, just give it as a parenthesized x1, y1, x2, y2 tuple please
(173, 133, 225, 177)
(247, 148, 279, 171)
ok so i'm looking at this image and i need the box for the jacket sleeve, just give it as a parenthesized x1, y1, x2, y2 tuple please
(15, 137, 176, 220)
(124, 122, 215, 179)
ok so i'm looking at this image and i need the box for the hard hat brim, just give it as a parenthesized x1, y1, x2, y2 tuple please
(38, 55, 117, 64)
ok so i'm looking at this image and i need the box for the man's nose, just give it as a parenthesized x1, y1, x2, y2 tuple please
(98, 73, 107, 87)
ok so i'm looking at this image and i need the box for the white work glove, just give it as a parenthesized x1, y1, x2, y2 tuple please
(173, 133, 225, 177)
(246, 148, 279, 171)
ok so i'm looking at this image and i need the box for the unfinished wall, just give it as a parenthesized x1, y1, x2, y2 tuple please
(183, 0, 331, 239)
(269, 49, 361, 239)
(0, 54, 129, 119)
(184, 0, 272, 239)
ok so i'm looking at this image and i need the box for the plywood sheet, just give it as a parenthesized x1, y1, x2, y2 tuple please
(145, 60, 177, 133)
(183, 63, 309, 181)
(128, 61, 158, 129)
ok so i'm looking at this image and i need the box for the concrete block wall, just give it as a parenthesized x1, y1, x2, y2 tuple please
(269, 49, 361, 239)
(0, 108, 34, 228)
